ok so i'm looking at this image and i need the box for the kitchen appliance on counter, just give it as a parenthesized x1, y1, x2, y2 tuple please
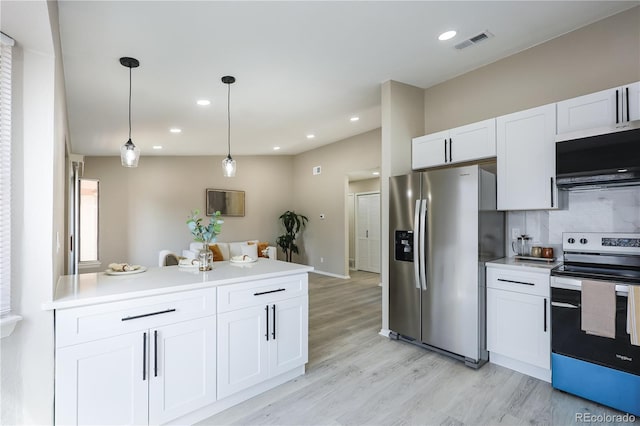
(551, 232, 640, 416)
(556, 120, 640, 189)
(389, 164, 505, 367)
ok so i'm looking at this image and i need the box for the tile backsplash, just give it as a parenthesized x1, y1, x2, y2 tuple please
(506, 186, 640, 257)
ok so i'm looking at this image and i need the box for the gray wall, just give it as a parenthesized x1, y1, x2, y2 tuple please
(292, 129, 381, 277)
(424, 6, 640, 133)
(83, 155, 294, 269)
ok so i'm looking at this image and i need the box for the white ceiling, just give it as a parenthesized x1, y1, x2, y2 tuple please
(57, 1, 637, 157)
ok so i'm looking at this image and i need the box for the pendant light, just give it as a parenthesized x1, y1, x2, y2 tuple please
(221, 75, 236, 177)
(119, 57, 140, 167)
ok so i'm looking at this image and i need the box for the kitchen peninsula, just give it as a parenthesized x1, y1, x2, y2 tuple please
(45, 260, 313, 425)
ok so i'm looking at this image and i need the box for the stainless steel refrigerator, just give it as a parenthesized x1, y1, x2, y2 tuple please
(389, 164, 504, 367)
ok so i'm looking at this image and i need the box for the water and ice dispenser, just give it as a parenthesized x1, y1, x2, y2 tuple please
(394, 230, 414, 262)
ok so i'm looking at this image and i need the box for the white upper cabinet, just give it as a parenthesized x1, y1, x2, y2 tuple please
(557, 81, 640, 134)
(497, 103, 558, 210)
(412, 118, 496, 170)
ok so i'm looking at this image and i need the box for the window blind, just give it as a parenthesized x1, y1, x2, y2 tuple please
(0, 33, 14, 316)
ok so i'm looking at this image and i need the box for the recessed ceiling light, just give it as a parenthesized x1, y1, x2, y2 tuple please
(350, 116, 360, 122)
(618, 169, 628, 173)
(438, 30, 457, 41)
(372, 171, 380, 176)
(152, 145, 163, 150)
(169, 128, 182, 133)
(306, 134, 315, 139)
(273, 146, 281, 151)
(196, 99, 211, 106)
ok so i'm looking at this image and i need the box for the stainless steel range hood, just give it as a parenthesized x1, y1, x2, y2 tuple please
(555, 120, 640, 189)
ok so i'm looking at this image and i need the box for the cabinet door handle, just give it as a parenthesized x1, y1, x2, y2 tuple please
(543, 298, 547, 332)
(444, 139, 447, 163)
(154, 330, 158, 377)
(550, 177, 554, 208)
(122, 308, 176, 321)
(626, 87, 630, 122)
(265, 305, 270, 341)
(616, 89, 620, 123)
(272, 304, 276, 340)
(254, 288, 286, 296)
(449, 138, 452, 162)
(497, 278, 534, 286)
(142, 332, 147, 381)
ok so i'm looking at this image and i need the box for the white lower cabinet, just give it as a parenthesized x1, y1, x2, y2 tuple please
(148, 317, 217, 424)
(55, 314, 216, 425)
(56, 331, 149, 425)
(217, 295, 308, 399)
(486, 265, 551, 382)
(54, 276, 309, 425)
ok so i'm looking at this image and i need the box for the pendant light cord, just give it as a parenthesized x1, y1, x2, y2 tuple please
(227, 82, 231, 157)
(128, 66, 132, 140)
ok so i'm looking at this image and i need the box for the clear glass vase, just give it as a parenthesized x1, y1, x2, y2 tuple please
(197, 242, 213, 271)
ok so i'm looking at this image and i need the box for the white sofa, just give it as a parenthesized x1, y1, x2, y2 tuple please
(182, 240, 277, 261)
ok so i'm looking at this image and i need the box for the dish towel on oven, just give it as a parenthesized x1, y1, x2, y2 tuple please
(581, 280, 616, 339)
(628, 285, 640, 346)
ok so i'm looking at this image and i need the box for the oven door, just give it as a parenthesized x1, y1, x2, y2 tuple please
(551, 276, 640, 375)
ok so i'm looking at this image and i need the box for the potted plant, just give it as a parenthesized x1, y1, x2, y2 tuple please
(276, 210, 308, 262)
(186, 209, 223, 270)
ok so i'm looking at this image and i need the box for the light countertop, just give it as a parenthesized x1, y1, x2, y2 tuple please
(44, 259, 313, 310)
(486, 257, 561, 274)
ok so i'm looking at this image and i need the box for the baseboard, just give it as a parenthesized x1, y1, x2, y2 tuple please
(312, 270, 350, 279)
(379, 328, 390, 338)
(489, 352, 551, 383)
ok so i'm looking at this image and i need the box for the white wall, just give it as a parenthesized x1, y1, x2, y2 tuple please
(1, 1, 67, 424)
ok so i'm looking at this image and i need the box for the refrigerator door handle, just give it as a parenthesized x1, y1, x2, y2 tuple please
(413, 199, 421, 290)
(419, 199, 427, 291)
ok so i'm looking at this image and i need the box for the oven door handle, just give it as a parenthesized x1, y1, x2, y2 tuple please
(551, 301, 579, 309)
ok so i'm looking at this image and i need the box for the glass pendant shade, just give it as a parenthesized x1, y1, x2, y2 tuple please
(222, 155, 236, 177)
(121, 138, 140, 167)
(221, 75, 236, 177)
(119, 57, 140, 168)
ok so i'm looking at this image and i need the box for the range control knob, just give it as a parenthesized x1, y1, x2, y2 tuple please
(567, 238, 575, 244)
(580, 238, 588, 244)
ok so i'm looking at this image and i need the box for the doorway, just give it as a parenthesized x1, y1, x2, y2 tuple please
(355, 192, 380, 273)
(347, 175, 381, 274)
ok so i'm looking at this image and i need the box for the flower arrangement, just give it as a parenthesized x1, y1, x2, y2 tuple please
(186, 209, 223, 244)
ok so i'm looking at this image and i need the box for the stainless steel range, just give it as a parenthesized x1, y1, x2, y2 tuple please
(550, 232, 640, 416)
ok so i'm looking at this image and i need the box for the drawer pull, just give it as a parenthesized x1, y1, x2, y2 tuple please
(254, 288, 286, 296)
(497, 278, 534, 286)
(122, 308, 176, 321)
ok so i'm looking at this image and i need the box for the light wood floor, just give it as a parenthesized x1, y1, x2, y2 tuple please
(198, 271, 636, 426)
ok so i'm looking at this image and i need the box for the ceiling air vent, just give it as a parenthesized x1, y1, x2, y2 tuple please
(455, 30, 494, 50)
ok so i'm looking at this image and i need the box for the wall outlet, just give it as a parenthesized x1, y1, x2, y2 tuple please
(511, 228, 521, 239)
